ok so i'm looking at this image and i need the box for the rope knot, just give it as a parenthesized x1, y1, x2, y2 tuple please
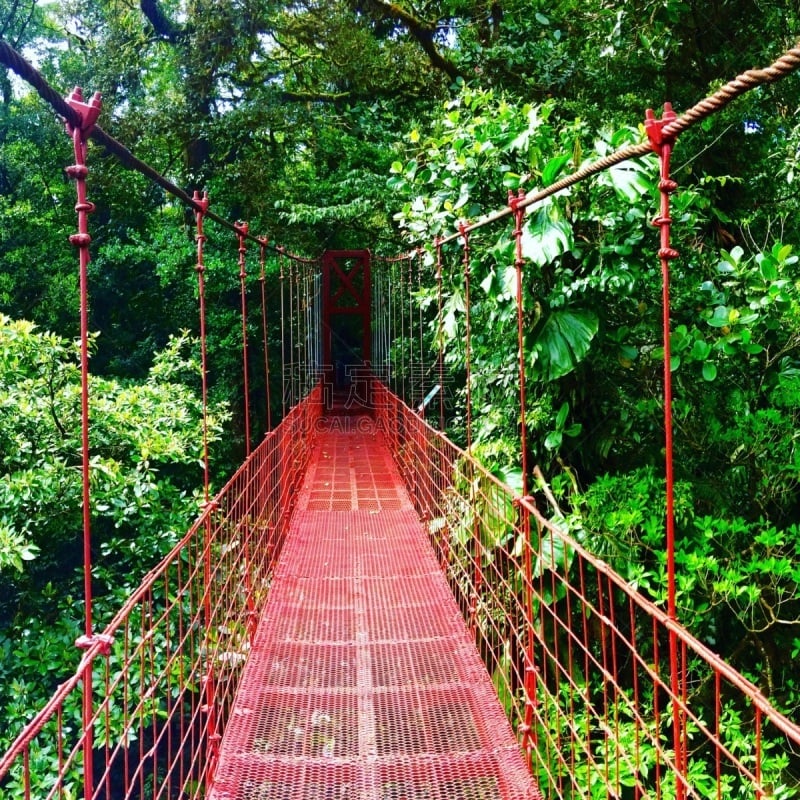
(65, 164, 88, 180)
(69, 232, 92, 247)
(659, 178, 678, 193)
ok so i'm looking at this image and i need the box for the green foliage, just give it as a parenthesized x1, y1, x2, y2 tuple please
(1, 0, 800, 788)
(0, 315, 228, 760)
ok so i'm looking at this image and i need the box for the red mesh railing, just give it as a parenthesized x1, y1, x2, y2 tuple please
(0, 388, 321, 800)
(210, 418, 540, 800)
(373, 381, 800, 799)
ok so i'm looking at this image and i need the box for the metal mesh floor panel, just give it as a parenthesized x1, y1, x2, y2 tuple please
(210, 418, 540, 800)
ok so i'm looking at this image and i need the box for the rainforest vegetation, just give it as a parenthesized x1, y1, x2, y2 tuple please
(0, 0, 799, 779)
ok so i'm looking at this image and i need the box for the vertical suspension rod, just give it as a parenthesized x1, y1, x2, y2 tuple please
(460, 224, 473, 454)
(646, 102, 685, 800)
(510, 189, 537, 756)
(193, 190, 220, 783)
(435, 238, 445, 432)
(236, 222, 252, 457)
(408, 255, 415, 406)
(194, 192, 212, 500)
(258, 238, 272, 432)
(460, 223, 481, 633)
(279, 248, 287, 419)
(416, 249, 425, 416)
(63, 85, 102, 800)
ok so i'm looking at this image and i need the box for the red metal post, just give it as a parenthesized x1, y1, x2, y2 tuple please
(64, 85, 102, 800)
(645, 101, 685, 800)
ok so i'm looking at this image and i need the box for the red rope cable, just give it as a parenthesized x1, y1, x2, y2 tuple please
(258, 239, 272, 432)
(236, 222, 252, 457)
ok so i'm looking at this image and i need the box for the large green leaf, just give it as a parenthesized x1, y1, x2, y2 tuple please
(520, 205, 573, 266)
(532, 309, 599, 381)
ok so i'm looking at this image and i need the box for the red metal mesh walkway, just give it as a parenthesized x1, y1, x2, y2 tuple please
(209, 417, 540, 800)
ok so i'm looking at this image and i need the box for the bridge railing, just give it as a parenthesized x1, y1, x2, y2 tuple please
(373, 380, 800, 800)
(0, 387, 321, 800)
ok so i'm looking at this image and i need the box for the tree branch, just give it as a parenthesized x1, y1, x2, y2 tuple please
(361, 0, 463, 82)
(280, 90, 351, 103)
(139, 0, 184, 44)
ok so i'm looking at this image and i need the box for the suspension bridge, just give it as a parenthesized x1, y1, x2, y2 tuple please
(1, 36, 800, 800)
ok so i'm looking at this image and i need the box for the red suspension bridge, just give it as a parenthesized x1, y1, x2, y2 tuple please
(1, 37, 800, 800)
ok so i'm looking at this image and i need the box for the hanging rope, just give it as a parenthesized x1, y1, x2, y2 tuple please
(258, 238, 272, 432)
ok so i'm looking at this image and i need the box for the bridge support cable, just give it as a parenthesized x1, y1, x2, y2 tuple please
(434, 238, 446, 431)
(415, 250, 427, 416)
(278, 249, 287, 418)
(645, 101, 690, 800)
(457, 224, 484, 638)
(63, 84, 104, 800)
(191, 190, 222, 787)
(235, 222, 252, 458)
(508, 188, 539, 763)
(288, 256, 296, 410)
(258, 238, 273, 432)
